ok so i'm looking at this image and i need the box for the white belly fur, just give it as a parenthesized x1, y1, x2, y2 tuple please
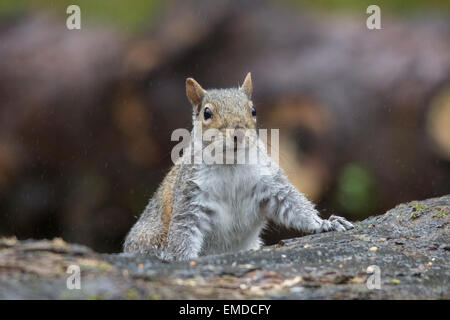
(193, 164, 266, 255)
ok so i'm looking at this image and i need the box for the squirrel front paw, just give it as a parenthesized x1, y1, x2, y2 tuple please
(319, 215, 354, 232)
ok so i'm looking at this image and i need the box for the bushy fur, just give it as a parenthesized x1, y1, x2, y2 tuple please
(123, 74, 353, 261)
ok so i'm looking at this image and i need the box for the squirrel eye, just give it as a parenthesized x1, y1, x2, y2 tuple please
(251, 107, 256, 117)
(204, 107, 212, 120)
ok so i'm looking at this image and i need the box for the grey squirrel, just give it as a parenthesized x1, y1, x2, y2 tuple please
(123, 73, 354, 261)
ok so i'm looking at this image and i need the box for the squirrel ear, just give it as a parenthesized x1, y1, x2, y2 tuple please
(186, 78, 206, 112)
(241, 72, 252, 99)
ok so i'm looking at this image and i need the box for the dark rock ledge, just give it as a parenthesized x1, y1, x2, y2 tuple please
(0, 195, 449, 299)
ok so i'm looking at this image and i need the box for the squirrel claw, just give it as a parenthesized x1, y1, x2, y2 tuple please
(319, 215, 354, 233)
(329, 215, 354, 231)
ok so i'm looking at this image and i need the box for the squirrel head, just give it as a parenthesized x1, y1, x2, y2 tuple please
(186, 73, 257, 151)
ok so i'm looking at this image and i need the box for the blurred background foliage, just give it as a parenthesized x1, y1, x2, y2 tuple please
(334, 163, 377, 219)
(0, 0, 449, 252)
(0, 0, 164, 32)
(1, 0, 449, 33)
(286, 0, 450, 15)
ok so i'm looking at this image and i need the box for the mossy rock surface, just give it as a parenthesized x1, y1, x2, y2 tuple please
(1, 195, 449, 299)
